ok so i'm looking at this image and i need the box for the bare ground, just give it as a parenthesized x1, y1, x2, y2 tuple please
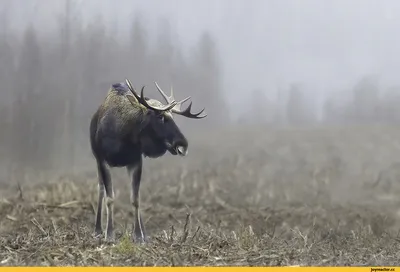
(1, 125, 400, 266)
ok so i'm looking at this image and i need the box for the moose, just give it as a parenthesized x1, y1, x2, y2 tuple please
(89, 79, 206, 242)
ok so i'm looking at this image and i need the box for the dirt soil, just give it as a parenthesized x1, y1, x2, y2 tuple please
(1, 125, 400, 266)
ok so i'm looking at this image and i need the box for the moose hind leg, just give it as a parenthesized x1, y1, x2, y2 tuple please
(95, 182, 105, 236)
(128, 158, 147, 243)
(94, 161, 107, 236)
(99, 162, 114, 241)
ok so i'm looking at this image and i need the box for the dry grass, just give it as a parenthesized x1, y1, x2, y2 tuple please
(1, 125, 400, 266)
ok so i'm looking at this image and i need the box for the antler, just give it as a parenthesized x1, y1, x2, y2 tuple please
(125, 79, 177, 112)
(154, 82, 207, 119)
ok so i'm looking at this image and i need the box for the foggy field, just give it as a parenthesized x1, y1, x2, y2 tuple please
(1, 125, 400, 266)
(3, 0, 400, 267)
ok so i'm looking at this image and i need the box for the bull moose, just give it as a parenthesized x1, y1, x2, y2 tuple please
(89, 79, 206, 242)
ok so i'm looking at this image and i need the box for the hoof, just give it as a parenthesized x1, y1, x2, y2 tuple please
(104, 238, 116, 245)
(105, 233, 115, 243)
(133, 235, 148, 244)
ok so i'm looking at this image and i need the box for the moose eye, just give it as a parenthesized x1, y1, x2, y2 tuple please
(157, 114, 165, 122)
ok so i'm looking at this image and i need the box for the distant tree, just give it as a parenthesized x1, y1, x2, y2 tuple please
(0, 34, 14, 104)
(128, 13, 149, 83)
(60, 0, 72, 59)
(323, 97, 336, 124)
(192, 31, 228, 126)
(152, 18, 174, 81)
(17, 26, 42, 97)
(323, 96, 347, 124)
(286, 83, 315, 125)
(273, 86, 288, 125)
(249, 88, 266, 123)
(0, 0, 14, 103)
(246, 88, 277, 124)
(0, 22, 14, 165)
(350, 75, 380, 123)
(379, 86, 400, 123)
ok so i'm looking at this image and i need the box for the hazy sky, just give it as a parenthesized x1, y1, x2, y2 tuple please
(4, 0, 400, 110)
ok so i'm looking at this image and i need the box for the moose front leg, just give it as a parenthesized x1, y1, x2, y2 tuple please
(127, 157, 147, 243)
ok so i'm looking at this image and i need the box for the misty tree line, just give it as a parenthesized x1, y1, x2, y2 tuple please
(245, 75, 400, 126)
(322, 75, 400, 124)
(0, 7, 398, 177)
(0, 9, 228, 175)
